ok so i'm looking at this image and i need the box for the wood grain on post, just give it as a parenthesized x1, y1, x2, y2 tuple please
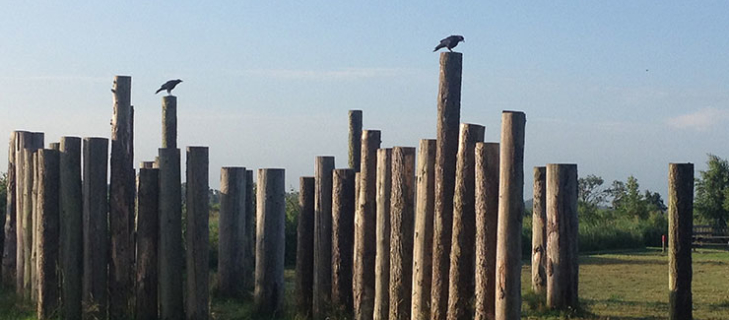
(82, 137, 108, 319)
(668, 163, 693, 320)
(27, 133, 44, 300)
(245, 169, 255, 289)
(531, 167, 547, 295)
(158, 148, 183, 320)
(374, 148, 392, 320)
(431, 52, 462, 320)
(162, 96, 177, 149)
(36, 149, 60, 320)
(60, 137, 82, 319)
(296, 177, 315, 316)
(14, 131, 32, 295)
(474, 142, 499, 320)
(412, 140, 436, 320)
(495, 111, 526, 320)
(447, 124, 484, 320)
(2, 131, 21, 287)
(313, 156, 335, 319)
(136, 168, 159, 320)
(186, 147, 210, 320)
(332, 169, 356, 313)
(389, 147, 416, 320)
(355, 172, 361, 224)
(254, 169, 286, 314)
(353, 130, 381, 320)
(218, 167, 247, 298)
(349, 110, 363, 171)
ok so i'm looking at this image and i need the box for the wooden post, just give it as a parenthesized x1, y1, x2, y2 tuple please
(2, 131, 21, 287)
(389, 147, 416, 320)
(27, 132, 43, 299)
(431, 52, 462, 320)
(245, 169, 255, 289)
(60, 137, 82, 319)
(136, 168, 159, 320)
(110, 75, 134, 318)
(14, 131, 32, 295)
(295, 177, 315, 317)
(254, 169, 286, 314)
(447, 124, 484, 320)
(332, 169, 356, 313)
(546, 164, 579, 310)
(353, 130, 381, 320)
(158, 148, 183, 320)
(186, 147, 209, 320)
(82, 137, 109, 319)
(49, 143, 60, 150)
(313, 156, 335, 319)
(495, 111, 526, 320)
(349, 110, 363, 171)
(374, 148, 392, 320)
(218, 167, 247, 298)
(668, 163, 693, 320)
(411, 140, 436, 320)
(531, 167, 547, 295)
(162, 96, 177, 149)
(474, 142, 499, 320)
(36, 149, 60, 320)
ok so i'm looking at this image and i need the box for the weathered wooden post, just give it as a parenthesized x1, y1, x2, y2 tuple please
(668, 163, 693, 320)
(349, 110, 363, 171)
(254, 168, 286, 314)
(17, 132, 42, 298)
(296, 177, 315, 316)
(36, 149, 60, 320)
(158, 148, 183, 319)
(374, 148, 392, 320)
(389, 147, 416, 320)
(431, 51, 462, 320)
(332, 169, 356, 313)
(495, 111, 526, 320)
(26, 133, 43, 299)
(136, 167, 159, 320)
(186, 147, 209, 320)
(474, 142, 499, 320)
(354, 130, 381, 320)
(447, 124, 484, 320)
(245, 169, 255, 289)
(162, 96, 177, 149)
(411, 139, 436, 320)
(531, 166, 547, 295)
(110, 75, 135, 318)
(60, 137, 82, 319)
(546, 164, 579, 310)
(13, 131, 30, 294)
(218, 167, 247, 298)
(313, 156, 335, 319)
(2, 131, 21, 287)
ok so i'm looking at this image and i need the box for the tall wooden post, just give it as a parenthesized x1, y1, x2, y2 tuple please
(296, 177, 315, 317)
(17, 132, 42, 298)
(110, 75, 134, 318)
(374, 148, 392, 320)
(27, 132, 43, 299)
(158, 148, 183, 320)
(82, 137, 109, 319)
(668, 163, 693, 320)
(474, 142, 499, 320)
(332, 169, 356, 313)
(354, 130, 381, 320)
(245, 169, 255, 289)
(14, 131, 32, 294)
(431, 52, 462, 320)
(313, 156, 335, 319)
(531, 167, 547, 295)
(546, 164, 579, 310)
(412, 140, 436, 320)
(136, 168, 159, 320)
(2, 131, 21, 287)
(495, 111, 526, 320)
(60, 137, 82, 319)
(36, 149, 60, 320)
(162, 96, 177, 149)
(186, 147, 209, 320)
(349, 110, 363, 171)
(254, 169, 286, 314)
(389, 147, 416, 320)
(218, 167, 247, 298)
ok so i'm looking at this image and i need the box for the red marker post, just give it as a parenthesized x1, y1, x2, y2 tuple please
(662, 234, 667, 253)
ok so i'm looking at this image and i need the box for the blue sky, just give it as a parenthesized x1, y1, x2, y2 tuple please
(1, 1, 728, 200)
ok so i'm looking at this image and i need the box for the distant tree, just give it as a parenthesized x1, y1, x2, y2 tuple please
(578, 174, 609, 222)
(609, 180, 626, 209)
(284, 190, 299, 267)
(643, 190, 666, 213)
(612, 176, 649, 219)
(695, 154, 729, 230)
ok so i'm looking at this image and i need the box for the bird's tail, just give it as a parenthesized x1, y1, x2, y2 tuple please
(155, 88, 163, 94)
(433, 44, 445, 52)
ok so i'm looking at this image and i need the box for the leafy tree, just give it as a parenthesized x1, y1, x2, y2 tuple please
(643, 190, 666, 212)
(578, 174, 609, 222)
(612, 176, 649, 219)
(695, 154, 729, 230)
(284, 190, 299, 267)
(609, 180, 626, 209)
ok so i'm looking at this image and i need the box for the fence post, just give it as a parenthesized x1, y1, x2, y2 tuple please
(36, 149, 60, 320)
(218, 167, 247, 298)
(186, 147, 209, 320)
(254, 169, 286, 314)
(60, 137, 82, 319)
(313, 156, 335, 319)
(332, 169, 356, 313)
(546, 164, 579, 310)
(668, 163, 693, 320)
(349, 110, 363, 171)
(374, 148, 392, 320)
(531, 166, 547, 295)
(135, 167, 159, 320)
(158, 148, 183, 319)
(296, 177, 315, 316)
(474, 142, 500, 320)
(388, 147, 416, 320)
(411, 140, 436, 320)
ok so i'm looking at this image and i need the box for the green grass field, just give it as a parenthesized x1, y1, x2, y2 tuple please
(1, 248, 727, 319)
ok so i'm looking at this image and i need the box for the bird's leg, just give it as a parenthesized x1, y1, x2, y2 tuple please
(448, 48, 453, 52)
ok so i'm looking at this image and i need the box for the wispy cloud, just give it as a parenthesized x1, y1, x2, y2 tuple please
(666, 107, 729, 131)
(239, 68, 410, 80)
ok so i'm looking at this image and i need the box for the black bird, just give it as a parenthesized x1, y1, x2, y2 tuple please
(155, 79, 183, 95)
(434, 35, 465, 52)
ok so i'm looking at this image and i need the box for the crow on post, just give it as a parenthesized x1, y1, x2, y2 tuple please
(155, 79, 183, 95)
(433, 35, 465, 52)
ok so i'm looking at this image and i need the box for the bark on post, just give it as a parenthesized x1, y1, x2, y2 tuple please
(60, 137, 82, 319)
(245, 169, 255, 290)
(531, 167, 547, 295)
(254, 169, 286, 314)
(389, 147, 416, 320)
(668, 163, 693, 320)
(474, 142, 499, 320)
(2, 131, 21, 287)
(313, 156, 335, 319)
(136, 168, 159, 320)
(494, 111, 526, 320)
(332, 169, 356, 313)
(353, 130, 381, 320)
(186, 147, 209, 320)
(158, 148, 183, 320)
(295, 177, 315, 317)
(82, 137, 109, 319)
(447, 124, 484, 320)
(545, 164, 579, 310)
(14, 131, 32, 295)
(431, 52, 462, 320)
(218, 167, 247, 298)
(110, 75, 135, 318)
(162, 96, 177, 149)
(412, 140, 436, 320)
(374, 148, 392, 320)
(36, 149, 60, 320)
(349, 110, 363, 171)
